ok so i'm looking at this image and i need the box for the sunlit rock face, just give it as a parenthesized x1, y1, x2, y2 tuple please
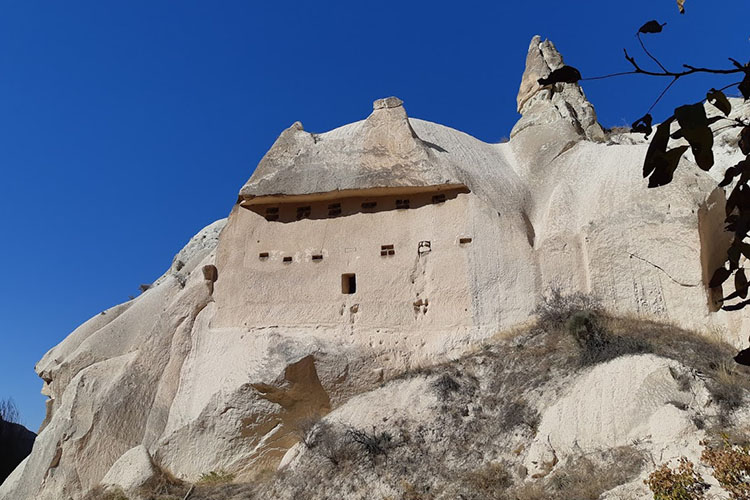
(1, 36, 744, 500)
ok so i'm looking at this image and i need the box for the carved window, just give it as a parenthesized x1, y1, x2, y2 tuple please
(312, 254, 323, 261)
(361, 201, 377, 209)
(259, 252, 270, 260)
(459, 237, 473, 245)
(296, 206, 312, 220)
(396, 199, 410, 209)
(265, 207, 279, 221)
(283, 256, 293, 263)
(380, 244, 395, 257)
(432, 194, 446, 204)
(328, 203, 342, 216)
(341, 273, 356, 294)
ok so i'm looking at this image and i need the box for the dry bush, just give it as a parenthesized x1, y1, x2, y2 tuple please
(307, 421, 358, 467)
(457, 462, 512, 499)
(294, 414, 322, 449)
(645, 457, 709, 500)
(497, 399, 539, 432)
(533, 288, 602, 330)
(431, 373, 460, 400)
(565, 311, 651, 366)
(136, 462, 190, 500)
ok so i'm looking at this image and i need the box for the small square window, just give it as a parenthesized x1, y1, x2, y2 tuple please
(296, 206, 312, 220)
(380, 244, 394, 256)
(396, 199, 410, 209)
(264, 207, 279, 222)
(328, 203, 342, 216)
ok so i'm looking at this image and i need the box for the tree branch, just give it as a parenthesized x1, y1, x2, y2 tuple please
(637, 33, 669, 73)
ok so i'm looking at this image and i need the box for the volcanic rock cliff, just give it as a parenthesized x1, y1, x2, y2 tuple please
(2, 37, 749, 500)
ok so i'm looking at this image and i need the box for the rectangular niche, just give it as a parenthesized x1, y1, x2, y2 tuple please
(396, 199, 410, 209)
(296, 206, 312, 220)
(265, 207, 279, 221)
(282, 256, 293, 263)
(259, 252, 270, 260)
(361, 201, 377, 209)
(328, 203, 342, 216)
(312, 254, 324, 261)
(341, 273, 356, 294)
(432, 194, 446, 204)
(380, 244, 395, 256)
(459, 237, 473, 245)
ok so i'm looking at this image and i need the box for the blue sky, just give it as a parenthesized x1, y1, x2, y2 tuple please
(0, 1, 746, 430)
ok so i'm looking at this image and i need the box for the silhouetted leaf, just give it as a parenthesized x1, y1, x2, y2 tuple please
(727, 184, 749, 216)
(631, 113, 653, 138)
(740, 127, 750, 155)
(709, 266, 732, 288)
(740, 73, 750, 100)
(643, 118, 672, 178)
(707, 88, 732, 116)
(719, 165, 741, 187)
(739, 241, 750, 260)
(537, 66, 582, 86)
(729, 245, 741, 270)
(674, 103, 714, 170)
(639, 20, 667, 34)
(677, 0, 686, 14)
(644, 118, 689, 187)
(737, 269, 748, 298)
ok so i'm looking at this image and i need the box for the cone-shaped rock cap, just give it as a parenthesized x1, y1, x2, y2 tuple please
(511, 36, 605, 142)
(239, 97, 467, 202)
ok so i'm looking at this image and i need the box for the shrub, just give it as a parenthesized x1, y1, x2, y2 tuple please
(458, 462, 512, 499)
(565, 310, 651, 366)
(294, 414, 322, 449)
(498, 399, 539, 432)
(533, 288, 601, 329)
(346, 427, 393, 460)
(431, 373, 460, 400)
(307, 421, 357, 467)
(645, 457, 709, 500)
(701, 437, 750, 499)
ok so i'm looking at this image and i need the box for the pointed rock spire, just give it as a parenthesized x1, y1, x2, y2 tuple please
(512, 36, 605, 142)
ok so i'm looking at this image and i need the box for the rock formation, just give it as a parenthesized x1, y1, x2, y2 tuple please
(1, 36, 747, 500)
(0, 420, 35, 486)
